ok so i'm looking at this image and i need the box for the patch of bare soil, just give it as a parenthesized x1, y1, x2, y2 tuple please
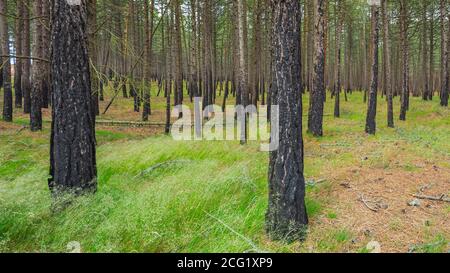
(321, 163, 450, 253)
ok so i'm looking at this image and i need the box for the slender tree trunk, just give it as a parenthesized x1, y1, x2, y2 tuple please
(142, 0, 155, 121)
(49, 0, 97, 196)
(0, 0, 12, 122)
(422, 1, 430, 101)
(308, 0, 325, 137)
(266, 0, 308, 242)
(440, 0, 449, 106)
(334, 0, 342, 118)
(238, 0, 248, 144)
(88, 0, 99, 116)
(365, 5, 380, 135)
(382, 0, 394, 128)
(14, 1, 24, 108)
(22, 0, 31, 113)
(30, 0, 43, 131)
(399, 0, 409, 121)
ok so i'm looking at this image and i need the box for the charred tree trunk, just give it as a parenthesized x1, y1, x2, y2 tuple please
(308, 0, 325, 137)
(49, 0, 97, 196)
(266, 0, 308, 242)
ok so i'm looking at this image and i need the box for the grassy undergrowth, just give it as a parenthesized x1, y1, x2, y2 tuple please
(0, 92, 449, 253)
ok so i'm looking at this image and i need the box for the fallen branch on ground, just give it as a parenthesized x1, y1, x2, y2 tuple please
(413, 194, 450, 203)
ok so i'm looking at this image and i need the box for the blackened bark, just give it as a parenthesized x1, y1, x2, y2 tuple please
(49, 0, 97, 195)
(308, 0, 325, 137)
(266, 0, 308, 242)
(0, 0, 12, 122)
(365, 6, 380, 135)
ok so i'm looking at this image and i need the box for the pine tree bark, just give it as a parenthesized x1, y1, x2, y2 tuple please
(440, 0, 449, 106)
(30, 0, 43, 131)
(266, 0, 308, 242)
(382, 0, 394, 128)
(49, 0, 97, 195)
(0, 0, 12, 122)
(399, 0, 409, 120)
(422, 1, 430, 101)
(88, 0, 99, 116)
(238, 0, 248, 144)
(142, 0, 155, 121)
(308, 0, 325, 137)
(21, 0, 31, 114)
(14, 1, 24, 108)
(334, 0, 342, 118)
(365, 5, 380, 135)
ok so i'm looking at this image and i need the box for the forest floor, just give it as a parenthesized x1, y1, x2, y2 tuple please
(0, 86, 449, 253)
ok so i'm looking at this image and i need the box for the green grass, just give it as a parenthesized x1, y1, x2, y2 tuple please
(0, 91, 449, 253)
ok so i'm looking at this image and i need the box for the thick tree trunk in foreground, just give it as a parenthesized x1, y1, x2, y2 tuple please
(0, 0, 12, 122)
(382, 0, 394, 128)
(308, 0, 325, 137)
(365, 6, 380, 135)
(266, 0, 308, 242)
(49, 0, 97, 195)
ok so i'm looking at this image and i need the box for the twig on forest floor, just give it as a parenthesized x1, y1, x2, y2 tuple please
(134, 160, 192, 178)
(358, 195, 380, 212)
(204, 211, 266, 253)
(16, 126, 28, 134)
(413, 194, 450, 203)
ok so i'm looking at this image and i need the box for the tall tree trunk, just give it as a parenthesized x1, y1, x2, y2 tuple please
(266, 0, 308, 242)
(308, 0, 325, 137)
(0, 0, 12, 121)
(174, 0, 183, 111)
(238, 0, 248, 144)
(399, 0, 409, 121)
(14, 1, 24, 108)
(429, 3, 435, 101)
(440, 0, 449, 106)
(88, 0, 99, 116)
(41, 0, 51, 109)
(382, 0, 394, 128)
(334, 0, 342, 118)
(49, 0, 97, 196)
(22, 0, 31, 113)
(30, 0, 43, 131)
(142, 0, 154, 121)
(365, 5, 380, 135)
(422, 1, 430, 101)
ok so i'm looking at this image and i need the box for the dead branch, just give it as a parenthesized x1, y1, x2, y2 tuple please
(413, 194, 450, 203)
